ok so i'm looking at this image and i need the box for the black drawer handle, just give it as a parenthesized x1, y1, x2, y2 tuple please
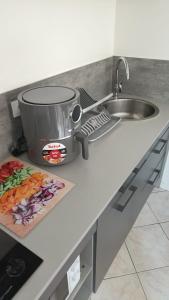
(119, 172, 137, 193)
(134, 158, 148, 174)
(153, 139, 167, 154)
(114, 186, 138, 212)
(148, 169, 160, 185)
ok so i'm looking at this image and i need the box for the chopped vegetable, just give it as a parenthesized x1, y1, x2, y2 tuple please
(12, 179, 65, 225)
(0, 172, 46, 213)
(0, 167, 33, 196)
(0, 160, 23, 183)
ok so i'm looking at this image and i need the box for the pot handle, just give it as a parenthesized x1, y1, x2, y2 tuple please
(75, 132, 89, 160)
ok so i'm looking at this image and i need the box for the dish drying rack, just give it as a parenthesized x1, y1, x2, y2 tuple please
(77, 88, 121, 142)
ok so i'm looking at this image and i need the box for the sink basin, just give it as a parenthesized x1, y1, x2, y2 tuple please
(104, 98, 159, 120)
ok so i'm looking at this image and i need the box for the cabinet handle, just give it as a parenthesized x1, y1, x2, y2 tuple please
(133, 157, 148, 174)
(148, 169, 160, 185)
(119, 172, 136, 193)
(113, 186, 138, 212)
(153, 139, 167, 154)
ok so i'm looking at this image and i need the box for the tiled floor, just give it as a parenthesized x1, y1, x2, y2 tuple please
(92, 187, 169, 300)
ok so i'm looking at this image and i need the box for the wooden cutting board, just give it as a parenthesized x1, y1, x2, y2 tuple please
(0, 157, 74, 238)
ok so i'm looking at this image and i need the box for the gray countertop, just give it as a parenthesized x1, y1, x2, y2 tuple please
(2, 97, 169, 300)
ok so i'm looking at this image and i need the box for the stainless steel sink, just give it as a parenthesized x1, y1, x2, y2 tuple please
(104, 98, 159, 120)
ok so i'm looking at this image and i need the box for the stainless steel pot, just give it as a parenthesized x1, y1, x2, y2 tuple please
(18, 85, 113, 166)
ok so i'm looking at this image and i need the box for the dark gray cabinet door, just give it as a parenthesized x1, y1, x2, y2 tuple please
(93, 171, 146, 291)
(94, 127, 169, 292)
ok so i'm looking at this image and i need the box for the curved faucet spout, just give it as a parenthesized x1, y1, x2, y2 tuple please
(114, 56, 130, 98)
(116, 56, 130, 81)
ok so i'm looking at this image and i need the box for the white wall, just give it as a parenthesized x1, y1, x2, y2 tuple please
(0, 0, 116, 93)
(114, 0, 169, 190)
(114, 0, 169, 60)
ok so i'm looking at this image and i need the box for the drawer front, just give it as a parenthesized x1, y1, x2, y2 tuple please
(134, 125, 169, 171)
(134, 136, 168, 187)
(147, 126, 169, 174)
(147, 157, 164, 185)
(142, 156, 165, 199)
(151, 137, 168, 164)
(94, 171, 145, 291)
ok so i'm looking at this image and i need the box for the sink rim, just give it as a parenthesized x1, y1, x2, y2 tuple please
(104, 97, 159, 121)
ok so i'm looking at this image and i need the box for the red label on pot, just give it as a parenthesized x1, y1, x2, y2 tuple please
(42, 143, 67, 164)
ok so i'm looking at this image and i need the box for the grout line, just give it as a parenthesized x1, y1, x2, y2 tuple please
(132, 198, 158, 228)
(136, 273, 148, 300)
(152, 186, 167, 192)
(104, 271, 136, 281)
(147, 197, 169, 225)
(133, 221, 159, 228)
(125, 241, 137, 273)
(159, 223, 169, 241)
(152, 189, 167, 193)
(134, 192, 169, 228)
(103, 190, 169, 298)
(104, 263, 169, 279)
(159, 220, 169, 224)
(125, 242, 148, 299)
(133, 222, 161, 229)
(147, 200, 160, 222)
(137, 264, 169, 274)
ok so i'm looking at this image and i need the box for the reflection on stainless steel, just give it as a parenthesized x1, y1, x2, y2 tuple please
(114, 57, 130, 98)
(105, 98, 159, 120)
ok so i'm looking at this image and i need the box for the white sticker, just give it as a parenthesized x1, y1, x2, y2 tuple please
(66, 256, 80, 297)
(42, 143, 67, 164)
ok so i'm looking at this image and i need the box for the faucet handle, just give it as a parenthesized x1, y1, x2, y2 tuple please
(119, 82, 122, 93)
(114, 82, 122, 98)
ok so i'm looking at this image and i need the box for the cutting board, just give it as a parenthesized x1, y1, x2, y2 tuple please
(0, 157, 74, 237)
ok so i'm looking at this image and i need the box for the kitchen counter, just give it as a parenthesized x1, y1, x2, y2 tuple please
(2, 96, 169, 300)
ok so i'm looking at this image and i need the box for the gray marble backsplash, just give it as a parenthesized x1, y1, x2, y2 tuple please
(1, 55, 169, 160)
(114, 57, 169, 102)
(0, 57, 113, 160)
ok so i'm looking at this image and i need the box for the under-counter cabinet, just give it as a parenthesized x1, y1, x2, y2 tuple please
(46, 126, 169, 300)
(47, 225, 96, 300)
(93, 126, 169, 291)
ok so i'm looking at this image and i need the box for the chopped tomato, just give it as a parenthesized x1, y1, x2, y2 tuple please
(1, 161, 23, 171)
(0, 160, 24, 184)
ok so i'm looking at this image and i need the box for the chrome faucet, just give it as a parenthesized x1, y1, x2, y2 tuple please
(114, 56, 130, 99)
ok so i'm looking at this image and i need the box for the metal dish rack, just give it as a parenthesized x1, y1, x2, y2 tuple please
(77, 88, 121, 143)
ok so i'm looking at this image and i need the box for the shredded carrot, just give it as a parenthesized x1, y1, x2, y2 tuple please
(0, 172, 47, 213)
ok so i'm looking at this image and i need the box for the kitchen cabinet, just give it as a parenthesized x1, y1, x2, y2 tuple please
(93, 126, 169, 292)
(44, 126, 169, 300)
(47, 225, 96, 300)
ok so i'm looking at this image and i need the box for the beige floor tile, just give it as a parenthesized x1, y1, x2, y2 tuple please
(138, 267, 169, 300)
(161, 222, 169, 239)
(148, 191, 169, 222)
(104, 243, 135, 279)
(91, 274, 146, 300)
(152, 187, 166, 193)
(133, 203, 157, 227)
(126, 224, 169, 272)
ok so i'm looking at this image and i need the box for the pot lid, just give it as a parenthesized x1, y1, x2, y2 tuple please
(22, 86, 76, 105)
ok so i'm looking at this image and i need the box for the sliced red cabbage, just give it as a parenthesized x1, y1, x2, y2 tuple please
(11, 179, 65, 225)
